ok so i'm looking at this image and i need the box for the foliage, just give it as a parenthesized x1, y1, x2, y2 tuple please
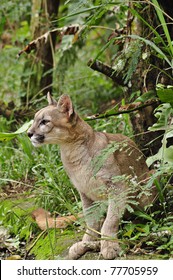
(0, 120, 33, 141)
(32, 145, 81, 214)
(0, 0, 173, 259)
(120, 219, 173, 257)
(0, 0, 31, 103)
(0, 199, 36, 242)
(147, 103, 173, 166)
(0, 132, 80, 214)
(157, 87, 173, 105)
(30, 229, 82, 260)
(151, 0, 173, 57)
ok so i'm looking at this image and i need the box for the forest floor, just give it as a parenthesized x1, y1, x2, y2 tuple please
(0, 184, 169, 260)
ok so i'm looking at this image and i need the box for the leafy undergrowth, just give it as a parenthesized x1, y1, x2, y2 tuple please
(0, 119, 173, 259)
(29, 229, 83, 260)
(0, 195, 84, 260)
(1, 191, 173, 260)
(0, 198, 36, 259)
(0, 113, 173, 259)
(119, 214, 173, 259)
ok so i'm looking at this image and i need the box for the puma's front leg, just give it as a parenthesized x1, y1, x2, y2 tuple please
(101, 195, 125, 259)
(68, 193, 101, 259)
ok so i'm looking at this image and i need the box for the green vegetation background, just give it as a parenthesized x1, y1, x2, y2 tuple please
(0, 0, 173, 259)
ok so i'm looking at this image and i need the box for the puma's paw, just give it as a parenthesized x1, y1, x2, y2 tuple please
(68, 241, 100, 259)
(101, 241, 121, 260)
(68, 241, 86, 259)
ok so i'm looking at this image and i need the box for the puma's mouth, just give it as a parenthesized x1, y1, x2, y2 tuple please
(30, 135, 45, 147)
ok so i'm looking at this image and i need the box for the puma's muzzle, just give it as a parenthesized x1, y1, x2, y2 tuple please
(28, 130, 45, 147)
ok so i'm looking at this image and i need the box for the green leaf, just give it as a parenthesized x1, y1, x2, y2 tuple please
(134, 210, 155, 223)
(123, 41, 143, 84)
(123, 224, 136, 238)
(92, 142, 122, 175)
(57, 5, 104, 22)
(147, 145, 173, 166)
(157, 88, 173, 104)
(135, 90, 157, 103)
(112, 34, 172, 68)
(136, 224, 150, 234)
(0, 120, 33, 142)
(152, 0, 173, 56)
(148, 103, 173, 131)
(129, 34, 172, 68)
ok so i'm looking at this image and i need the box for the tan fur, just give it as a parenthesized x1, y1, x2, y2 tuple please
(32, 208, 81, 230)
(28, 94, 156, 259)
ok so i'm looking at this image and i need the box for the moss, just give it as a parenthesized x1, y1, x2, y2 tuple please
(30, 228, 169, 260)
(0, 198, 36, 240)
(0, 198, 170, 260)
(30, 228, 83, 260)
(0, 197, 83, 260)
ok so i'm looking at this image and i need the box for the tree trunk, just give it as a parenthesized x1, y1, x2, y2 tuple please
(88, 1, 173, 157)
(39, 0, 60, 95)
(126, 0, 173, 157)
(20, 0, 60, 106)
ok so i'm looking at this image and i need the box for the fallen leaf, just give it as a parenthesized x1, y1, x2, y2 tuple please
(32, 208, 82, 230)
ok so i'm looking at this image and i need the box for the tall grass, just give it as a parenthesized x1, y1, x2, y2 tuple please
(0, 127, 80, 215)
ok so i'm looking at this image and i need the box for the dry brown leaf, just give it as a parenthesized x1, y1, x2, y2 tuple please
(32, 208, 82, 230)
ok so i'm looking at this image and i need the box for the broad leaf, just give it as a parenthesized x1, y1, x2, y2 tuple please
(148, 103, 173, 131)
(0, 120, 33, 142)
(157, 88, 173, 104)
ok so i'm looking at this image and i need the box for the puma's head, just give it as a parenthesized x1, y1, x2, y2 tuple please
(27, 93, 78, 147)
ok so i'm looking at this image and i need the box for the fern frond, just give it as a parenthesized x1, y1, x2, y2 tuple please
(112, 39, 143, 84)
(123, 41, 143, 84)
(92, 142, 124, 175)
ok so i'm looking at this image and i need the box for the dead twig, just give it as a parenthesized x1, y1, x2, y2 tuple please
(85, 99, 159, 121)
(17, 24, 80, 57)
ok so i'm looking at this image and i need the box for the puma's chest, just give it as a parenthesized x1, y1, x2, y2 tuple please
(61, 151, 120, 201)
(62, 156, 99, 195)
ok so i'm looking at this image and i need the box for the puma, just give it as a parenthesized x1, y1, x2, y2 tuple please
(28, 93, 156, 259)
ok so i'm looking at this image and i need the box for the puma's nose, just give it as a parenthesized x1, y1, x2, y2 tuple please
(27, 131, 33, 138)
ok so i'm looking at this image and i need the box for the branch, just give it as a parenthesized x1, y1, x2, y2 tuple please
(87, 59, 125, 86)
(17, 24, 80, 57)
(85, 99, 159, 121)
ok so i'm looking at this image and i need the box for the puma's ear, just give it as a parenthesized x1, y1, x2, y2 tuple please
(47, 92, 57, 106)
(57, 94, 74, 117)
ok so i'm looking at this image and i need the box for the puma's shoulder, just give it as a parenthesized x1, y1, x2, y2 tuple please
(104, 132, 149, 179)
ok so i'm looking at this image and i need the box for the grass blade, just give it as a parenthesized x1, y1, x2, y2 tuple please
(152, 0, 173, 56)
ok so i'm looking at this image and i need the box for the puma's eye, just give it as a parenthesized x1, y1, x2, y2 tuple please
(40, 119, 50, 126)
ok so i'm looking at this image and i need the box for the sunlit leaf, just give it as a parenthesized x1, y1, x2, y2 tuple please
(0, 120, 33, 142)
(157, 88, 173, 104)
(134, 210, 156, 223)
